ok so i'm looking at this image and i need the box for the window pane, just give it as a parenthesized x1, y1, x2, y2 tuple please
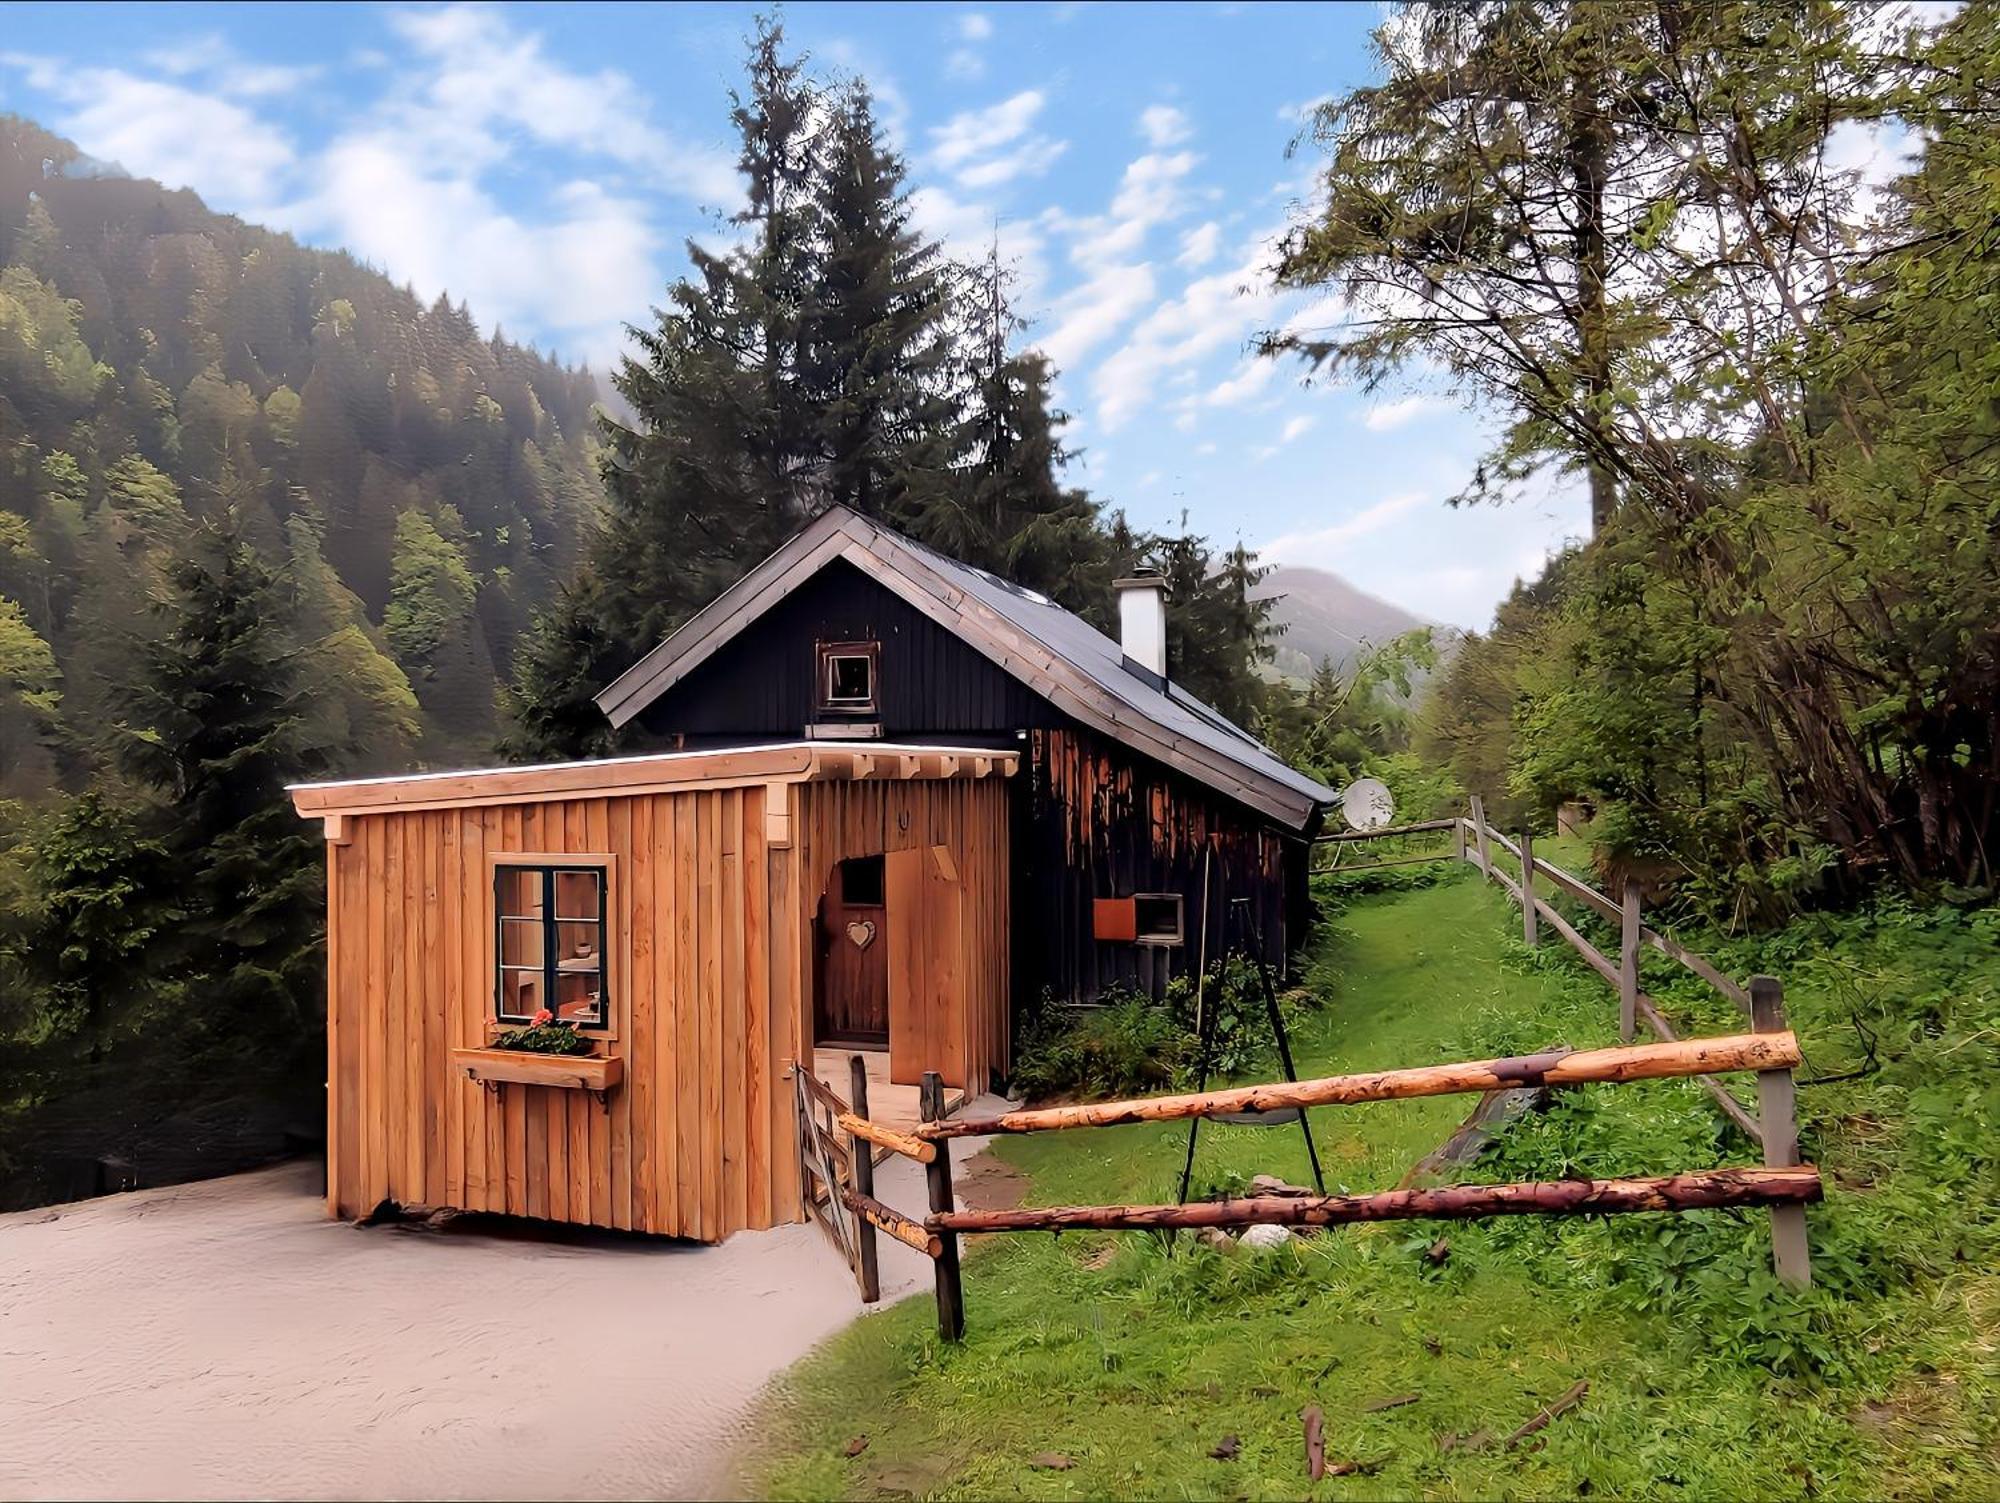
(555, 971, 604, 1026)
(553, 869, 600, 920)
(500, 917, 543, 968)
(828, 654, 872, 703)
(554, 920, 601, 969)
(498, 968, 542, 1020)
(841, 854, 884, 906)
(497, 867, 542, 918)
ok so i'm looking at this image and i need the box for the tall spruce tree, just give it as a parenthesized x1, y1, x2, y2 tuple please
(801, 81, 955, 524)
(117, 518, 323, 1064)
(915, 242, 1114, 615)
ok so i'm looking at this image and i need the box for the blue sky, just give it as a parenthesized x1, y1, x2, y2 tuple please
(1, 1, 1587, 629)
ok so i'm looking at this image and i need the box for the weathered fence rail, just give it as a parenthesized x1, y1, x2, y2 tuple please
(811, 803, 1817, 1340)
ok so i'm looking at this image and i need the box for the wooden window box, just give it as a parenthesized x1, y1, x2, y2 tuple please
(452, 1046, 624, 1094)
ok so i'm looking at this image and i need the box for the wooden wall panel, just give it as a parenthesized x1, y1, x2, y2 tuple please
(797, 777, 1010, 1095)
(322, 775, 1007, 1238)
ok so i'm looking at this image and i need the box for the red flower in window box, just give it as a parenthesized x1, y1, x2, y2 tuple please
(533, 1008, 553, 1025)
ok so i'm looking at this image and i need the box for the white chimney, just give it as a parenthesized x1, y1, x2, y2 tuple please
(1114, 569, 1169, 682)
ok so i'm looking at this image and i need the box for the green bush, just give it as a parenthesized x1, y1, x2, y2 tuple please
(1010, 957, 1318, 1103)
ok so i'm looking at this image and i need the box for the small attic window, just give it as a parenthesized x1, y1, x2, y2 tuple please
(817, 640, 879, 713)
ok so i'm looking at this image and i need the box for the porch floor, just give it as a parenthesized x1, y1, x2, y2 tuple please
(813, 1046, 964, 1135)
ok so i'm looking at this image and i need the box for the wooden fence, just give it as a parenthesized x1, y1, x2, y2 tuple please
(804, 804, 1816, 1337)
(1320, 794, 1811, 1283)
(823, 1029, 1816, 1340)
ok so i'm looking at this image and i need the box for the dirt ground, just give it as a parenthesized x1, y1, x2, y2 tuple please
(1, 1121, 1003, 1502)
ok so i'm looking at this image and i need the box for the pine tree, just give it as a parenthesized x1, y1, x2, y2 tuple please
(800, 81, 955, 525)
(928, 242, 1112, 614)
(116, 518, 324, 1062)
(1156, 529, 1279, 726)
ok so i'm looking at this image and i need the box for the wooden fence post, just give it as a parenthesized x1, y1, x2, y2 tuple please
(1619, 878, 1641, 1043)
(921, 1070, 965, 1341)
(1453, 813, 1467, 862)
(1519, 830, 1539, 947)
(1750, 977, 1812, 1288)
(1468, 794, 1492, 879)
(848, 1054, 881, 1305)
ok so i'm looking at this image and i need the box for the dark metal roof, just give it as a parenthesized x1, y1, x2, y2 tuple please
(595, 507, 1335, 829)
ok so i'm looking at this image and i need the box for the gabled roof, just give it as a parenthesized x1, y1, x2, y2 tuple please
(594, 507, 1335, 830)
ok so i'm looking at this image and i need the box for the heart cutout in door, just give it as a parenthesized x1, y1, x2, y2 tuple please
(846, 919, 877, 950)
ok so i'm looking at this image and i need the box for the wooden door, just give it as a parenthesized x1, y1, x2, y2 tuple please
(886, 845, 967, 1087)
(815, 856, 888, 1045)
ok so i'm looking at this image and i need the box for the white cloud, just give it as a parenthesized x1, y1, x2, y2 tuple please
(946, 48, 986, 81)
(1090, 227, 1283, 430)
(1261, 492, 1431, 558)
(1, 54, 297, 203)
(1205, 359, 1275, 407)
(1035, 261, 1157, 374)
(143, 34, 323, 98)
(930, 91, 1043, 167)
(1178, 220, 1222, 269)
(928, 90, 1066, 188)
(958, 12, 995, 41)
(384, 5, 737, 204)
(1139, 104, 1192, 148)
(907, 183, 1050, 302)
(1280, 414, 1317, 444)
(1362, 395, 1433, 431)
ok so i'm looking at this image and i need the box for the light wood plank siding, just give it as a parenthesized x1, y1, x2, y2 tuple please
(795, 776, 1011, 1095)
(321, 771, 1008, 1240)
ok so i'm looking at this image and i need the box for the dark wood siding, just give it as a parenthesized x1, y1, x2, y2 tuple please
(1015, 726, 1296, 1005)
(628, 560, 1310, 1017)
(634, 558, 1059, 743)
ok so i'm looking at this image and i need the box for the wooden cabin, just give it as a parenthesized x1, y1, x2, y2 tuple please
(291, 743, 1011, 1240)
(595, 506, 1336, 1009)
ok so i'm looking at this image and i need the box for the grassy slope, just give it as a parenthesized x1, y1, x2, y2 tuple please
(751, 869, 2000, 1501)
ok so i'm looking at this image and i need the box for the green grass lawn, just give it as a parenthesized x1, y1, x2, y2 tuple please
(748, 869, 2000, 1501)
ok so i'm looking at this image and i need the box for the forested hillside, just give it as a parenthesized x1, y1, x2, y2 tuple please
(0, 114, 604, 786)
(0, 114, 607, 1207)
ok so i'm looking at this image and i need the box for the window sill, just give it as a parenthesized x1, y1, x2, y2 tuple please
(452, 1046, 624, 1093)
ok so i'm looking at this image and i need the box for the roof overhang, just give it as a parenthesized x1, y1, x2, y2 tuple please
(290, 741, 1016, 841)
(593, 509, 1329, 831)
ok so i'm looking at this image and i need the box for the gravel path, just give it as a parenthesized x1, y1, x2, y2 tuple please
(0, 1131, 986, 1501)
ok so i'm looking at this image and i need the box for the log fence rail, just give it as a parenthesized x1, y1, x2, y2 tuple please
(806, 793, 1815, 1337)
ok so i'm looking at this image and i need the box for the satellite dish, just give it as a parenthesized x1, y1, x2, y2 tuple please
(1341, 777, 1396, 832)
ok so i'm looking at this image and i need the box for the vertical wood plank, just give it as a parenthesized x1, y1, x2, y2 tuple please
(849, 1053, 881, 1303)
(743, 786, 771, 1229)
(767, 816, 800, 1222)
(441, 813, 463, 1209)
(1619, 878, 1641, 1043)
(403, 814, 424, 1200)
(885, 846, 924, 1084)
(629, 794, 655, 1232)
(595, 797, 622, 1230)
(699, 792, 723, 1239)
(921, 1071, 964, 1341)
(501, 806, 527, 1217)
(422, 813, 445, 1205)
(1469, 794, 1492, 879)
(1519, 829, 1539, 948)
(462, 808, 490, 1211)
(383, 817, 408, 1203)
(1752, 975, 1812, 1287)
(364, 816, 386, 1212)
(675, 795, 700, 1238)
(664, 791, 688, 1239)
(723, 789, 748, 1234)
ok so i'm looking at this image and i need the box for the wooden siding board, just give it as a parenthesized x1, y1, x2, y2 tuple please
(634, 557, 1056, 745)
(674, 796, 699, 1239)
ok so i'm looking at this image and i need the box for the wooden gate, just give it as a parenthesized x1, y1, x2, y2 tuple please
(793, 1064, 865, 1292)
